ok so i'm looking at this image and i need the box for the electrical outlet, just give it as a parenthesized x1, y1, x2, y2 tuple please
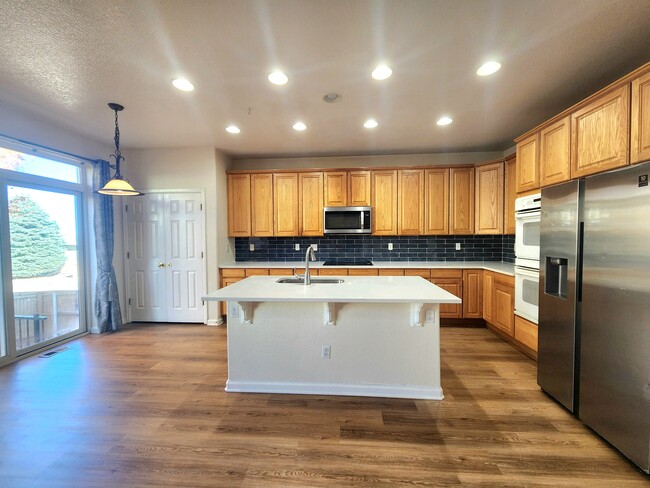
(294, 243, 300, 251)
(249, 243, 255, 252)
(311, 244, 318, 251)
(455, 243, 461, 251)
(321, 345, 331, 359)
(388, 242, 393, 251)
(230, 305, 240, 318)
(425, 310, 436, 322)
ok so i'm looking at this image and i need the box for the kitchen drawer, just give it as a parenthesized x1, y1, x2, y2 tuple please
(348, 269, 379, 276)
(404, 269, 431, 278)
(221, 268, 245, 278)
(430, 269, 462, 279)
(245, 268, 270, 276)
(514, 315, 538, 352)
(378, 269, 405, 276)
(494, 272, 515, 287)
(269, 268, 293, 276)
(319, 268, 348, 276)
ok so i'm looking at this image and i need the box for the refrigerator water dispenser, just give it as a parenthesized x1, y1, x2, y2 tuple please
(545, 256, 568, 299)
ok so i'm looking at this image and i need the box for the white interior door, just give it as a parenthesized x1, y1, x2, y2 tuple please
(127, 194, 166, 322)
(164, 193, 204, 322)
(126, 192, 205, 323)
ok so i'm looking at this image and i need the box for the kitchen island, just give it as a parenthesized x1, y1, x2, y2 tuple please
(202, 275, 461, 400)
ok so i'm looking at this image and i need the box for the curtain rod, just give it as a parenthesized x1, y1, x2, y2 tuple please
(0, 131, 104, 165)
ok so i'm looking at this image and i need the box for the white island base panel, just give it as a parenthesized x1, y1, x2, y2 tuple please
(225, 301, 443, 400)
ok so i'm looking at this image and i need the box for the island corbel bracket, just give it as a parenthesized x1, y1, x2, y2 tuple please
(324, 302, 339, 326)
(410, 302, 426, 327)
(237, 301, 257, 324)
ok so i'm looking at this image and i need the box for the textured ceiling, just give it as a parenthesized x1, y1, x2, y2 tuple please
(0, 0, 649, 158)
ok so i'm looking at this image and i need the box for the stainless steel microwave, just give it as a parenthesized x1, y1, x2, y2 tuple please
(323, 206, 372, 234)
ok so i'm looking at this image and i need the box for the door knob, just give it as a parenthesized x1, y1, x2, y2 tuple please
(167, 263, 172, 267)
(157, 262, 165, 268)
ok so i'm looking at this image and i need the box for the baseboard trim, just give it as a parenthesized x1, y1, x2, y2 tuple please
(225, 380, 444, 400)
(207, 318, 223, 326)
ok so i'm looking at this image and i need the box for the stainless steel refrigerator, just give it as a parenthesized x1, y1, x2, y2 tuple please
(538, 161, 650, 474)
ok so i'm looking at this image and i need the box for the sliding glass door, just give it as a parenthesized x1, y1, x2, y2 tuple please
(8, 186, 83, 352)
(0, 144, 87, 363)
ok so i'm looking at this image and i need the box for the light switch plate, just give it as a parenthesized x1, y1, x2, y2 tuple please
(455, 243, 461, 250)
(311, 244, 318, 251)
(294, 243, 300, 251)
(249, 243, 255, 252)
(388, 243, 393, 251)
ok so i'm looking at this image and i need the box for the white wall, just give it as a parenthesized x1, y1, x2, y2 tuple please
(126, 147, 232, 324)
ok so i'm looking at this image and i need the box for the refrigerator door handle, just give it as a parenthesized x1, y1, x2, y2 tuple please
(576, 221, 585, 303)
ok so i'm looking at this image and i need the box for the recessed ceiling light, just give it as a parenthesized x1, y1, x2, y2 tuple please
(364, 119, 378, 129)
(371, 65, 392, 80)
(323, 92, 342, 103)
(436, 117, 453, 126)
(172, 78, 195, 91)
(293, 121, 307, 131)
(225, 125, 240, 134)
(476, 61, 501, 76)
(268, 70, 288, 85)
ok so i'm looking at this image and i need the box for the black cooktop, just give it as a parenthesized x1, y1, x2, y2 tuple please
(323, 259, 373, 266)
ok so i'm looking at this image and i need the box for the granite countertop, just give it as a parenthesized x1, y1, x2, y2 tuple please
(203, 275, 462, 304)
(219, 260, 515, 276)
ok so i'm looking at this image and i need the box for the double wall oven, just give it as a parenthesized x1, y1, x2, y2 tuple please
(514, 193, 541, 323)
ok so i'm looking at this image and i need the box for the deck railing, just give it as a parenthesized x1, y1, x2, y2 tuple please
(13, 290, 79, 349)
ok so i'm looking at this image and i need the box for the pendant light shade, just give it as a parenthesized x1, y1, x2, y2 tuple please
(97, 103, 144, 196)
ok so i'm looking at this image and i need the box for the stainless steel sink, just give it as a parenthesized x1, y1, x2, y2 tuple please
(276, 278, 344, 284)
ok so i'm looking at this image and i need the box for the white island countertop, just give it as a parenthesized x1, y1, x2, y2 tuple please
(202, 275, 461, 304)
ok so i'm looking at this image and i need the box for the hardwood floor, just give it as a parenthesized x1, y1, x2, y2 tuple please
(0, 324, 647, 487)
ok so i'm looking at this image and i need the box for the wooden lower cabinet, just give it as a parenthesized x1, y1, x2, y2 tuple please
(514, 315, 538, 354)
(462, 269, 482, 319)
(493, 277, 515, 335)
(430, 269, 463, 319)
(482, 271, 495, 323)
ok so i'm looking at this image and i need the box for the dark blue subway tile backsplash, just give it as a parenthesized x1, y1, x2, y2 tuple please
(235, 234, 516, 263)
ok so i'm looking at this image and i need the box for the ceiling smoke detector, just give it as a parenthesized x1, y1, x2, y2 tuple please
(322, 92, 342, 103)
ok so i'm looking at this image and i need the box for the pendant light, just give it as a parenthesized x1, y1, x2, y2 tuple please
(97, 103, 144, 196)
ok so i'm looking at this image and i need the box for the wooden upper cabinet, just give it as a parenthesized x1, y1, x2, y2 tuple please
(299, 172, 324, 236)
(227, 174, 251, 237)
(323, 171, 348, 206)
(424, 168, 449, 235)
(397, 169, 424, 235)
(348, 170, 371, 206)
(516, 133, 539, 193)
(631, 70, 650, 164)
(251, 173, 273, 236)
(539, 116, 571, 187)
(273, 173, 299, 236)
(504, 156, 516, 234)
(371, 170, 398, 235)
(475, 161, 504, 235)
(571, 84, 630, 178)
(449, 167, 474, 235)
(324, 170, 371, 206)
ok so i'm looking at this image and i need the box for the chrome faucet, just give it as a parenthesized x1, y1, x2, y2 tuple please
(304, 245, 316, 285)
